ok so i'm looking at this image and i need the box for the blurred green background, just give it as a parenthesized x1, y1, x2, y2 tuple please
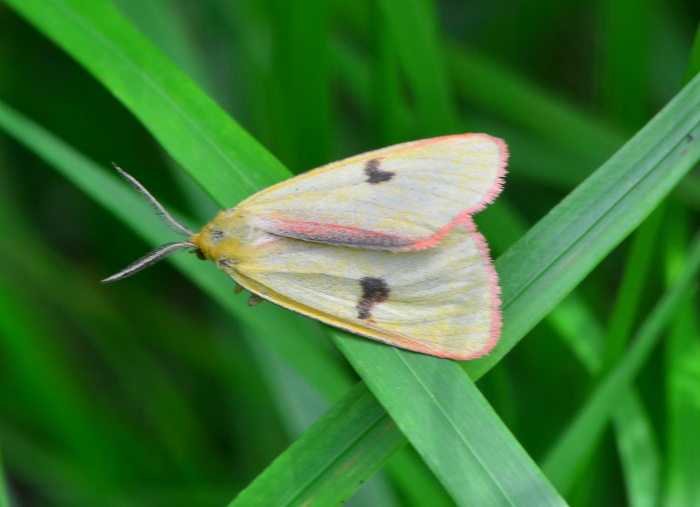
(0, 0, 699, 505)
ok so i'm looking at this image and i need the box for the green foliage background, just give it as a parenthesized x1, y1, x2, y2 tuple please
(0, 1, 699, 505)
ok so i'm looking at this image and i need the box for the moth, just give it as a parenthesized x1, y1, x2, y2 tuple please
(104, 134, 508, 359)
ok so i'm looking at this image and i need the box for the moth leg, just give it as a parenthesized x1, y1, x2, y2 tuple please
(233, 283, 263, 305)
(248, 294, 263, 306)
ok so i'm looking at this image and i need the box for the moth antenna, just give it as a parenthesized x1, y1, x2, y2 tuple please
(111, 163, 195, 237)
(101, 242, 194, 283)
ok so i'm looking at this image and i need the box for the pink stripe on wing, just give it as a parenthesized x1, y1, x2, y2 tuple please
(257, 217, 417, 249)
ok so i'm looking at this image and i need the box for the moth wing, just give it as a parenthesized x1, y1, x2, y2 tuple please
(223, 221, 500, 359)
(240, 134, 507, 250)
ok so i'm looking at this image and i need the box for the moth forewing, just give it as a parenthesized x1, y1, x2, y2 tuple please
(236, 134, 506, 248)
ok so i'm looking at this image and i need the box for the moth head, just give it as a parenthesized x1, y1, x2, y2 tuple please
(101, 164, 204, 283)
(188, 209, 243, 263)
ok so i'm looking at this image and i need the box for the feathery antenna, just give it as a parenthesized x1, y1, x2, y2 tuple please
(111, 163, 195, 237)
(102, 242, 195, 283)
(103, 165, 199, 282)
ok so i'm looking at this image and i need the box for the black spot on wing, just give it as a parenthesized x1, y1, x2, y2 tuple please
(364, 158, 395, 184)
(357, 276, 391, 320)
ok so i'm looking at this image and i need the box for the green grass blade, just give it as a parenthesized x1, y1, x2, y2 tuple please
(613, 393, 661, 507)
(109, 0, 214, 91)
(545, 246, 662, 506)
(337, 340, 567, 506)
(543, 232, 700, 492)
(598, 0, 653, 128)
(546, 231, 662, 506)
(468, 71, 700, 378)
(4, 0, 288, 205)
(683, 22, 700, 84)
(601, 206, 666, 369)
(375, 0, 458, 135)
(663, 206, 700, 505)
(0, 448, 10, 507)
(230, 383, 404, 507)
(448, 45, 625, 168)
(266, 0, 333, 170)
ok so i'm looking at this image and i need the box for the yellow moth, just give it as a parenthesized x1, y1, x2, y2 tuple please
(104, 134, 508, 359)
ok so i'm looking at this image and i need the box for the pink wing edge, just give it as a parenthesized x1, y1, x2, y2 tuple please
(403, 133, 508, 360)
(406, 219, 503, 360)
